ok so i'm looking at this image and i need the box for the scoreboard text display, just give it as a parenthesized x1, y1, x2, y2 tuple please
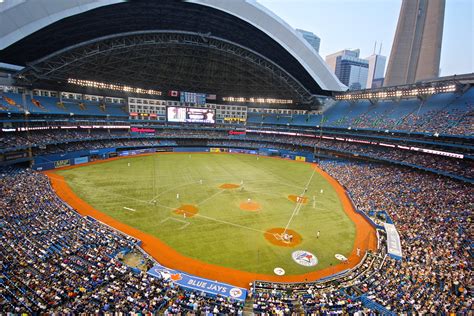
(180, 92, 207, 105)
(167, 107, 215, 124)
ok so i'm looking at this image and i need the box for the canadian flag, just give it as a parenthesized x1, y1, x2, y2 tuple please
(168, 90, 179, 97)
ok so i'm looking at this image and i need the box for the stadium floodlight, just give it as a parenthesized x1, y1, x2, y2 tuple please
(68, 78, 162, 96)
(334, 82, 458, 101)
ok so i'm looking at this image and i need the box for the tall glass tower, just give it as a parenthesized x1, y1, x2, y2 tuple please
(295, 29, 321, 53)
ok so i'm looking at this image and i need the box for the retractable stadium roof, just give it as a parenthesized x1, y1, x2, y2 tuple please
(0, 0, 346, 103)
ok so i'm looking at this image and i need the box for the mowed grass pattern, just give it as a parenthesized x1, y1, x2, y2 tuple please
(58, 153, 355, 275)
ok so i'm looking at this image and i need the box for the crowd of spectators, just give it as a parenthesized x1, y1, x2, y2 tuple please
(0, 169, 244, 314)
(395, 105, 473, 135)
(0, 129, 130, 150)
(34, 139, 169, 155)
(308, 138, 474, 179)
(251, 248, 386, 315)
(249, 101, 473, 136)
(446, 107, 474, 135)
(1, 127, 471, 180)
(299, 291, 365, 315)
(322, 103, 473, 136)
(0, 128, 222, 152)
(249, 160, 472, 314)
(1, 154, 472, 313)
(318, 161, 472, 313)
(209, 134, 474, 180)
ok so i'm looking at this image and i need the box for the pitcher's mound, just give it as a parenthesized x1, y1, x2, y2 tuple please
(220, 183, 240, 189)
(288, 195, 308, 203)
(174, 205, 198, 217)
(240, 201, 261, 211)
(265, 227, 302, 247)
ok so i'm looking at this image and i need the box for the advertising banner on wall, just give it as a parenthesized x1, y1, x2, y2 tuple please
(118, 148, 156, 157)
(210, 148, 229, 153)
(54, 159, 71, 168)
(147, 264, 247, 301)
(74, 157, 89, 165)
(228, 148, 258, 155)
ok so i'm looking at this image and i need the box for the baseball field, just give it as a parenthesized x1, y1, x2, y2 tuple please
(47, 153, 376, 286)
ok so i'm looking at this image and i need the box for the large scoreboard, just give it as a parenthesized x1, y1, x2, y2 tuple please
(167, 107, 215, 124)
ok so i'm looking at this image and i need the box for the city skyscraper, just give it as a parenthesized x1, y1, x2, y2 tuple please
(384, 0, 445, 87)
(325, 49, 369, 90)
(366, 53, 386, 88)
(295, 29, 321, 53)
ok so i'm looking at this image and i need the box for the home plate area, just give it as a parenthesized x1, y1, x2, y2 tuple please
(264, 227, 302, 247)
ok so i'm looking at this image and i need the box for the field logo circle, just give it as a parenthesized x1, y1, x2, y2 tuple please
(229, 287, 243, 298)
(274, 267, 285, 275)
(292, 250, 318, 267)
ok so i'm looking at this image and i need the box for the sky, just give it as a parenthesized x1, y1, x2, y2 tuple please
(258, 0, 473, 77)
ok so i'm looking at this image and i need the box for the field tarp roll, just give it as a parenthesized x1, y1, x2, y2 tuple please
(384, 223, 403, 260)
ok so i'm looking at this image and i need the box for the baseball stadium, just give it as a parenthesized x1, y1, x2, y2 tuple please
(0, 0, 472, 314)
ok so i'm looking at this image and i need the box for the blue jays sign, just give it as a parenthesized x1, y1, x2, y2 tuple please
(147, 264, 247, 301)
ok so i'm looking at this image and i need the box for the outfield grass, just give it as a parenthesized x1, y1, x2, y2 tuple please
(58, 153, 356, 276)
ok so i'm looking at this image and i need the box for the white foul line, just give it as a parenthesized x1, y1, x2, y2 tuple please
(283, 164, 318, 235)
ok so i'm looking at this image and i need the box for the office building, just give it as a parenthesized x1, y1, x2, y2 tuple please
(295, 29, 321, 53)
(326, 49, 369, 90)
(366, 53, 386, 88)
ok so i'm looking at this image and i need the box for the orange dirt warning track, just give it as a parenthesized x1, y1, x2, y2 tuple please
(44, 153, 376, 288)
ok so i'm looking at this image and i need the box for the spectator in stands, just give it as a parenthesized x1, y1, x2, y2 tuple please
(0, 169, 244, 314)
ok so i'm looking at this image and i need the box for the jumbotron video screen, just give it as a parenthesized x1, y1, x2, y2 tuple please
(167, 106, 215, 124)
